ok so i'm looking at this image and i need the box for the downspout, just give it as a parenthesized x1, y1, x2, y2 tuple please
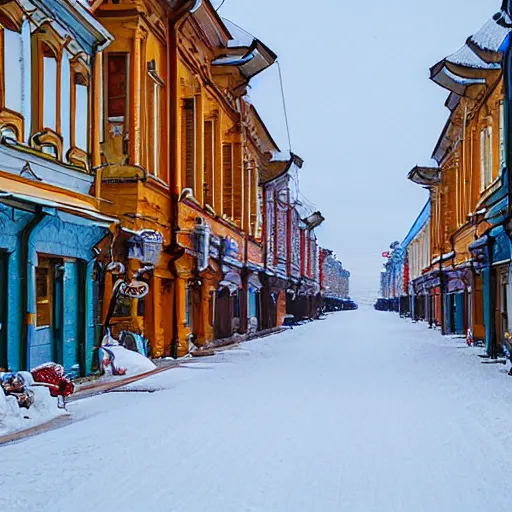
(20, 207, 45, 370)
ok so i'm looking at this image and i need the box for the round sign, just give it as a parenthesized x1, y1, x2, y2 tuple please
(119, 280, 150, 299)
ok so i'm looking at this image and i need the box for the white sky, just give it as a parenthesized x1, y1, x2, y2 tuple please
(218, 0, 497, 302)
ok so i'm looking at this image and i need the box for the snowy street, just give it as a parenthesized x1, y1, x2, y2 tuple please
(3, 309, 512, 511)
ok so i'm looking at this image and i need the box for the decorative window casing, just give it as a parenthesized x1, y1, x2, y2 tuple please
(222, 143, 233, 218)
(0, 9, 27, 142)
(147, 60, 163, 177)
(36, 263, 52, 328)
(204, 119, 214, 206)
(499, 100, 505, 170)
(183, 98, 195, 191)
(480, 126, 493, 190)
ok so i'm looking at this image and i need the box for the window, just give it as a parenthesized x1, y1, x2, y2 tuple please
(0, 125, 17, 141)
(36, 263, 51, 327)
(3, 27, 23, 114)
(183, 99, 195, 190)
(41, 144, 57, 158)
(204, 120, 214, 205)
(147, 61, 163, 177)
(107, 54, 128, 120)
(185, 287, 191, 326)
(500, 101, 505, 169)
(233, 143, 243, 224)
(223, 143, 233, 217)
(480, 126, 493, 190)
(248, 291, 258, 318)
(74, 75, 88, 151)
(42, 45, 58, 131)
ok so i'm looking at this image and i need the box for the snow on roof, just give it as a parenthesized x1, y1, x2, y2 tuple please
(222, 17, 255, 48)
(271, 150, 292, 162)
(469, 12, 511, 53)
(446, 44, 500, 70)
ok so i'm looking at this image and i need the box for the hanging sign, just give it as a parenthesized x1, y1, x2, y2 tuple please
(119, 280, 150, 299)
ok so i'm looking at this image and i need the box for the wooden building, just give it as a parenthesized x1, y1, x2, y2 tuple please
(0, 0, 116, 375)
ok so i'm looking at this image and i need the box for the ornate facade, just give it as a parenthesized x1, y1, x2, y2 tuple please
(0, 0, 116, 374)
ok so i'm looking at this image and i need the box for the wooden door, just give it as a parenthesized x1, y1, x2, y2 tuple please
(215, 288, 232, 340)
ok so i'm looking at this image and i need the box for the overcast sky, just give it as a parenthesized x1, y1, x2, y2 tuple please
(218, 0, 496, 302)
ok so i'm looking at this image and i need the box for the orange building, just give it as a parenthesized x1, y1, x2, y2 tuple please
(172, 3, 281, 355)
(409, 8, 509, 353)
(90, 0, 197, 358)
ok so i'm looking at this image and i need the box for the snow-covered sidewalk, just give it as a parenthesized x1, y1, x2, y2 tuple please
(2, 308, 512, 512)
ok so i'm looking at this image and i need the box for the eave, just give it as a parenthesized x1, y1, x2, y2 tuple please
(430, 64, 486, 97)
(302, 211, 325, 230)
(407, 165, 441, 187)
(31, 0, 113, 52)
(259, 152, 304, 185)
(212, 39, 276, 80)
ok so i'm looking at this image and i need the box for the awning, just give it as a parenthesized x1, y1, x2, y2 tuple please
(218, 271, 242, 295)
(0, 175, 118, 228)
(248, 273, 263, 292)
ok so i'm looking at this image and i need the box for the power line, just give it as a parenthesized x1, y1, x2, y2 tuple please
(215, 0, 226, 11)
(277, 60, 292, 153)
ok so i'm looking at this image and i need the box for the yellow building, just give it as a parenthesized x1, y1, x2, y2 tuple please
(410, 9, 509, 350)
(0, 0, 118, 375)
(173, 3, 280, 355)
(91, 0, 193, 358)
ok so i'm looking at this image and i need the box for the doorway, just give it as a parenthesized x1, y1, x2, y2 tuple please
(0, 251, 7, 370)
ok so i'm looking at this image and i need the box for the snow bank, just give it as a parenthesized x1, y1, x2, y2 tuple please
(105, 346, 156, 376)
(0, 374, 65, 437)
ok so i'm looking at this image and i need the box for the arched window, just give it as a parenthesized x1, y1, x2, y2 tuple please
(73, 70, 89, 151)
(480, 126, 493, 191)
(0, 9, 26, 142)
(42, 43, 58, 132)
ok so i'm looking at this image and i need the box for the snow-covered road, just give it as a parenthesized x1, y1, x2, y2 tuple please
(3, 309, 512, 511)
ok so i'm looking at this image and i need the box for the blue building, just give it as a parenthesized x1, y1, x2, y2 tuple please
(0, 0, 115, 375)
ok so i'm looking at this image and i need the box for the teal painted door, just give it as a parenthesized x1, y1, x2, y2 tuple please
(53, 264, 64, 365)
(0, 252, 7, 370)
(454, 293, 465, 335)
(444, 294, 454, 334)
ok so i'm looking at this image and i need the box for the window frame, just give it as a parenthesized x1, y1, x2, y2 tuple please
(36, 259, 53, 329)
(0, 14, 25, 142)
(31, 25, 65, 159)
(146, 61, 164, 178)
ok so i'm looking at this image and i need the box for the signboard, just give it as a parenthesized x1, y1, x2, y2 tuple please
(127, 230, 163, 265)
(119, 280, 149, 299)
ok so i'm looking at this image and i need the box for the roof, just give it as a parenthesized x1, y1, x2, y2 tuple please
(248, 103, 281, 154)
(408, 165, 441, 186)
(302, 211, 325, 230)
(212, 18, 277, 80)
(468, 11, 512, 58)
(32, 0, 113, 53)
(259, 153, 304, 185)
(402, 200, 431, 248)
(222, 18, 254, 48)
(429, 9, 508, 97)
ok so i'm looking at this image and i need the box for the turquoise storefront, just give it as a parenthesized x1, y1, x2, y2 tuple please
(0, 195, 114, 376)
